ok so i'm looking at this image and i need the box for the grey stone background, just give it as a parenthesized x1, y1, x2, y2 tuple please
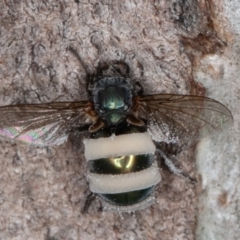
(0, 0, 239, 239)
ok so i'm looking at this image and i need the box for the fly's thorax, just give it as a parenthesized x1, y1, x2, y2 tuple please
(84, 124, 161, 211)
(92, 77, 132, 125)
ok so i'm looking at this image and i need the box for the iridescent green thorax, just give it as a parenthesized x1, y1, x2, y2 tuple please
(93, 77, 132, 125)
(102, 86, 125, 110)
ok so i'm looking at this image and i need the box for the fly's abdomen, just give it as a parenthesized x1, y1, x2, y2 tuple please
(84, 126, 161, 211)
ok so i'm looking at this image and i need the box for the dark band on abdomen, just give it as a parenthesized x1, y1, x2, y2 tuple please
(88, 154, 154, 175)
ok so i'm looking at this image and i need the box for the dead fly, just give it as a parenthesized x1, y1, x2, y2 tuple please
(0, 54, 233, 212)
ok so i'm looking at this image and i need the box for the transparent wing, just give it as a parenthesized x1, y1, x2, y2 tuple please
(133, 94, 233, 144)
(0, 101, 96, 146)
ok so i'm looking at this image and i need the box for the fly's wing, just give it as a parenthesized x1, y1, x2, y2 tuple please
(132, 94, 233, 144)
(0, 101, 97, 146)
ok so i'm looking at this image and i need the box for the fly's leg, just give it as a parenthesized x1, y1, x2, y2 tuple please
(67, 46, 95, 94)
(82, 192, 103, 213)
(134, 81, 144, 95)
(82, 192, 96, 213)
(157, 149, 196, 184)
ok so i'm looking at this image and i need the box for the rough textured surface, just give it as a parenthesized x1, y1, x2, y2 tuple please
(195, 1, 240, 240)
(0, 0, 239, 240)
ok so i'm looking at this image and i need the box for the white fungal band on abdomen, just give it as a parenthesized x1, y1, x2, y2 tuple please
(84, 132, 156, 161)
(88, 162, 161, 194)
